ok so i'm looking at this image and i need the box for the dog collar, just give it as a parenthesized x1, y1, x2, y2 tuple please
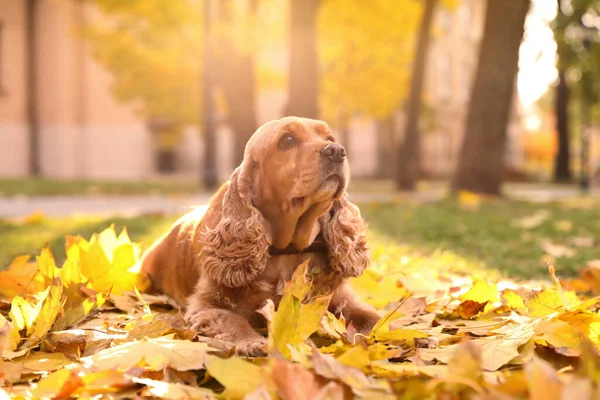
(268, 235, 327, 256)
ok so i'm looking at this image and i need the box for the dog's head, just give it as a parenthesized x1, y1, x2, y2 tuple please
(199, 116, 369, 287)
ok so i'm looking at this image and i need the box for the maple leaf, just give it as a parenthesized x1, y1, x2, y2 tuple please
(205, 356, 276, 399)
(70, 225, 150, 295)
(526, 357, 562, 400)
(263, 260, 332, 358)
(81, 336, 214, 371)
(0, 255, 43, 299)
(136, 377, 216, 399)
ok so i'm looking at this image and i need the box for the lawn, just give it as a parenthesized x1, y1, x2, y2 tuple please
(2, 197, 598, 280)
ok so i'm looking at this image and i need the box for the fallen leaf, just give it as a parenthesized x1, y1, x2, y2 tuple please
(205, 356, 275, 399)
(0, 256, 42, 298)
(453, 300, 488, 319)
(270, 357, 326, 400)
(514, 210, 550, 229)
(540, 241, 575, 258)
(554, 219, 573, 232)
(31, 369, 83, 399)
(267, 260, 332, 358)
(136, 377, 215, 399)
(81, 336, 213, 371)
(526, 356, 562, 400)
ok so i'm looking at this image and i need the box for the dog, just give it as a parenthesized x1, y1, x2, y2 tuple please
(140, 116, 381, 356)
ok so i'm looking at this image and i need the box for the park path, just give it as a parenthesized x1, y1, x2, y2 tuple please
(0, 184, 598, 218)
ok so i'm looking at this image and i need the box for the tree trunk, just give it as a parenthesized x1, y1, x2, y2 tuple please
(377, 115, 396, 179)
(202, 0, 218, 189)
(553, 68, 572, 182)
(450, 0, 530, 196)
(26, 0, 40, 176)
(218, 0, 258, 167)
(287, 0, 319, 119)
(395, 0, 437, 191)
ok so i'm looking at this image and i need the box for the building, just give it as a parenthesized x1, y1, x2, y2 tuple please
(0, 0, 523, 182)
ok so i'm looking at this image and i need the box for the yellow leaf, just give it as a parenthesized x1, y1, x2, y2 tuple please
(23, 211, 46, 225)
(526, 357, 562, 400)
(0, 314, 20, 352)
(458, 190, 481, 209)
(554, 219, 573, 232)
(36, 246, 59, 282)
(502, 290, 527, 311)
(420, 322, 535, 371)
(460, 280, 500, 305)
(74, 226, 150, 295)
(0, 256, 44, 298)
(320, 311, 347, 339)
(534, 319, 582, 356)
(350, 269, 407, 309)
(9, 287, 49, 333)
(371, 360, 447, 379)
(337, 344, 370, 370)
(205, 356, 274, 400)
(524, 289, 581, 318)
(268, 260, 331, 358)
(17, 352, 74, 374)
(81, 336, 213, 371)
(136, 377, 215, 399)
(31, 369, 83, 399)
(372, 329, 429, 345)
(448, 340, 483, 385)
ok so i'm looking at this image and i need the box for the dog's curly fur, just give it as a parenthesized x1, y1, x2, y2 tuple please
(141, 116, 381, 356)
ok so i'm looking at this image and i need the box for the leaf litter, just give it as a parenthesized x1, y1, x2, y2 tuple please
(1, 225, 600, 398)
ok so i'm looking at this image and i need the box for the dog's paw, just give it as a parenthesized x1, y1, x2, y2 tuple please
(351, 310, 382, 335)
(233, 337, 268, 357)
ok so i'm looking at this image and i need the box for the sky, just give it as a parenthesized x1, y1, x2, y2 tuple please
(518, 0, 559, 129)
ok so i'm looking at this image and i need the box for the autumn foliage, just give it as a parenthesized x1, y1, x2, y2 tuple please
(2, 225, 600, 398)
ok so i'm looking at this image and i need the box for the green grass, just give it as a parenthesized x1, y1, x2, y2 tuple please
(361, 197, 600, 279)
(0, 178, 203, 197)
(1, 198, 599, 279)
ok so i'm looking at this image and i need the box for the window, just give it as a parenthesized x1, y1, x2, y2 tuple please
(437, 54, 451, 101)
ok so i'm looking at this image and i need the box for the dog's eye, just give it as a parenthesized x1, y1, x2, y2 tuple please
(278, 134, 296, 150)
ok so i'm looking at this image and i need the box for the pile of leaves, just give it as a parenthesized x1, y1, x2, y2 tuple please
(2, 226, 600, 399)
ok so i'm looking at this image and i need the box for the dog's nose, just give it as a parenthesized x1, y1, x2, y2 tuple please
(320, 143, 346, 163)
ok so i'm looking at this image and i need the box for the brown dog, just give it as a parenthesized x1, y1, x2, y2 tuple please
(140, 116, 381, 356)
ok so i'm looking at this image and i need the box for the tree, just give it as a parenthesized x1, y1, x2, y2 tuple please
(26, 0, 40, 176)
(451, 0, 530, 196)
(288, 0, 320, 119)
(318, 0, 421, 150)
(202, 0, 218, 189)
(216, 0, 259, 166)
(552, 0, 575, 183)
(395, 0, 437, 190)
(552, 0, 600, 187)
(84, 1, 203, 128)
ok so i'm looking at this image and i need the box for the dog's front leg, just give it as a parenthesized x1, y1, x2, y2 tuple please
(329, 281, 382, 335)
(185, 301, 267, 357)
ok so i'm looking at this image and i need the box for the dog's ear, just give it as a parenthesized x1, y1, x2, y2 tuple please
(198, 162, 271, 287)
(320, 196, 369, 278)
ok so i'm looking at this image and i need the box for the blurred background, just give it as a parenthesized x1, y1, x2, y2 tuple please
(1, 0, 599, 194)
(2, 0, 600, 281)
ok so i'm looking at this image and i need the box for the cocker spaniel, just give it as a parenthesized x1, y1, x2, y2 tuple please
(140, 116, 381, 356)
